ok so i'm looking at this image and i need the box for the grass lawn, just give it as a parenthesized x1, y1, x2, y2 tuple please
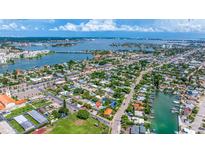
(9, 120, 24, 133)
(5, 104, 34, 119)
(48, 114, 109, 134)
(31, 99, 51, 109)
(25, 114, 39, 126)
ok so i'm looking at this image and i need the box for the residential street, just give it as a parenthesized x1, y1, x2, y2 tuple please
(191, 96, 205, 133)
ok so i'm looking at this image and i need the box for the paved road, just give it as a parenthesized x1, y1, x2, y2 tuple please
(191, 96, 205, 132)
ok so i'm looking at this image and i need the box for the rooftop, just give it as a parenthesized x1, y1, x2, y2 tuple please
(0, 94, 27, 110)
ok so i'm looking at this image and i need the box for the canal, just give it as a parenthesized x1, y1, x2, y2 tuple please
(151, 92, 179, 134)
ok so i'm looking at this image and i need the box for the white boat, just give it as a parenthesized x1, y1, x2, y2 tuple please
(171, 110, 179, 114)
(173, 100, 180, 104)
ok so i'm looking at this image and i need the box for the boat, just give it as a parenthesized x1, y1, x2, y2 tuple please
(149, 116, 155, 119)
(174, 105, 180, 108)
(171, 110, 179, 114)
(171, 109, 179, 114)
(173, 100, 180, 104)
(171, 107, 178, 110)
(171, 107, 179, 114)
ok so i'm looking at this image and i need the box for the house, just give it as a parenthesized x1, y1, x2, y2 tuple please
(27, 110, 48, 125)
(137, 96, 145, 101)
(102, 97, 107, 104)
(0, 94, 27, 110)
(110, 100, 117, 108)
(139, 124, 146, 134)
(130, 125, 140, 134)
(30, 77, 42, 83)
(130, 124, 146, 134)
(183, 108, 192, 116)
(133, 101, 144, 111)
(14, 115, 35, 132)
(96, 101, 102, 108)
(104, 108, 112, 116)
(134, 111, 144, 117)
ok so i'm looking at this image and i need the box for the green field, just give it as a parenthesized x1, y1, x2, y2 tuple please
(5, 104, 34, 119)
(49, 114, 109, 134)
(9, 120, 24, 133)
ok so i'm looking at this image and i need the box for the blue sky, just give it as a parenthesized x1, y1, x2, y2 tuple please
(1, 19, 205, 38)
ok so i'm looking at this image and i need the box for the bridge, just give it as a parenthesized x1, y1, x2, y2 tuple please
(55, 51, 93, 54)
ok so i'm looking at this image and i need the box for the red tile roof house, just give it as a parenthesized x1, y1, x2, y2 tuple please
(104, 108, 112, 116)
(95, 101, 102, 109)
(0, 94, 27, 110)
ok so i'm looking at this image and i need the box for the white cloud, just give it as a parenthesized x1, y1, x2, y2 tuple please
(2, 19, 205, 32)
(49, 19, 161, 32)
(50, 19, 205, 32)
(81, 19, 117, 31)
(59, 23, 78, 31)
(0, 22, 27, 30)
(34, 27, 39, 30)
(50, 19, 117, 31)
(153, 19, 205, 32)
(20, 25, 27, 30)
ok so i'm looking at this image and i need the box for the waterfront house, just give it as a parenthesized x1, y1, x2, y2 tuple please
(130, 124, 146, 134)
(139, 124, 146, 134)
(134, 111, 144, 118)
(136, 96, 145, 101)
(133, 101, 144, 111)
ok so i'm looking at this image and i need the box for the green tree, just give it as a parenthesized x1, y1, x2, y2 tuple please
(121, 115, 133, 128)
(139, 60, 148, 70)
(58, 100, 69, 117)
(77, 110, 90, 120)
(152, 73, 162, 89)
(67, 60, 76, 70)
(52, 110, 61, 119)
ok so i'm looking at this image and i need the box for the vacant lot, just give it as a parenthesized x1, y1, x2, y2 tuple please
(48, 114, 109, 134)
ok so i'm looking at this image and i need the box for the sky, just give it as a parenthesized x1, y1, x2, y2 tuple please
(1, 19, 205, 39)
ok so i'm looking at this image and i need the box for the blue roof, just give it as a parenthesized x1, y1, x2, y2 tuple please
(110, 101, 117, 108)
(139, 125, 146, 134)
(14, 115, 35, 131)
(130, 125, 140, 134)
(102, 97, 107, 103)
(27, 110, 48, 124)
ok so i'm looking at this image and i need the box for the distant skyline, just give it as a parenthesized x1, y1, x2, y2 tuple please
(1, 19, 205, 39)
